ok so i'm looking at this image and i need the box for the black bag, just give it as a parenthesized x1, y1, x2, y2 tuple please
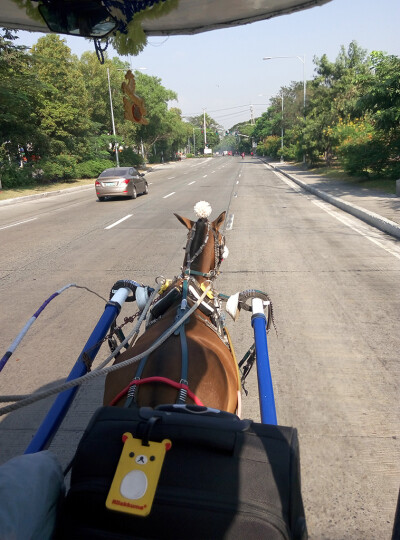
(56, 406, 307, 540)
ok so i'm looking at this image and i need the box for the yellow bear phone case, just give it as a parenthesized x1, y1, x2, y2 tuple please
(106, 432, 172, 517)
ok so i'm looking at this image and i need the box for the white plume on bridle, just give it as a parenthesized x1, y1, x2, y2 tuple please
(193, 201, 229, 260)
(194, 201, 212, 219)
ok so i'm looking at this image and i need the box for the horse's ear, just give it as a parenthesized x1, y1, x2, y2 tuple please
(174, 213, 194, 230)
(212, 211, 226, 231)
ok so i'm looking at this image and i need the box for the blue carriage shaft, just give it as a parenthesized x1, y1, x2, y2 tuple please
(24, 288, 131, 454)
(251, 298, 277, 425)
(24, 288, 277, 453)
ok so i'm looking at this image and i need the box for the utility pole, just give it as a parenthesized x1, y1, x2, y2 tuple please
(106, 67, 119, 167)
(280, 93, 284, 163)
(250, 105, 255, 125)
(141, 139, 145, 161)
(203, 109, 207, 148)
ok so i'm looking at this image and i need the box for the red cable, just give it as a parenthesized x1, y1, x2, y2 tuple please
(109, 376, 204, 406)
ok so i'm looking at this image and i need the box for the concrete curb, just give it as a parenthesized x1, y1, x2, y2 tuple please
(0, 184, 93, 208)
(269, 163, 400, 240)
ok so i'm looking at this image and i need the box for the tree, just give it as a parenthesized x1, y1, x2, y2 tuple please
(78, 52, 130, 162)
(0, 29, 45, 163)
(186, 113, 220, 152)
(131, 71, 178, 158)
(358, 52, 400, 140)
(338, 51, 400, 177)
(30, 35, 91, 158)
(304, 41, 370, 164)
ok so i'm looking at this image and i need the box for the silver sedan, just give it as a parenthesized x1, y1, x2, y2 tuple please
(95, 167, 148, 201)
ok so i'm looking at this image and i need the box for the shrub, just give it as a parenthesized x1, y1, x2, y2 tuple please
(75, 159, 114, 178)
(333, 119, 389, 176)
(262, 136, 281, 159)
(118, 148, 144, 168)
(0, 164, 36, 189)
(281, 144, 300, 161)
(387, 162, 400, 179)
(40, 155, 78, 181)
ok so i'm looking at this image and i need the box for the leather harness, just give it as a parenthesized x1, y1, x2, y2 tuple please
(124, 219, 227, 408)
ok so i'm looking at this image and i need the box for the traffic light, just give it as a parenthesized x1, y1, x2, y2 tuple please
(121, 70, 149, 125)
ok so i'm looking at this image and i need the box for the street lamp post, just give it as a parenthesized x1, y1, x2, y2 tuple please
(106, 67, 120, 167)
(280, 93, 284, 162)
(263, 55, 306, 163)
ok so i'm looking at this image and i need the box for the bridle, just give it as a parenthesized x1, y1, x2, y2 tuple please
(183, 219, 226, 280)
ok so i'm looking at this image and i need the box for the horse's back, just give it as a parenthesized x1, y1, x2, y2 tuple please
(103, 311, 239, 413)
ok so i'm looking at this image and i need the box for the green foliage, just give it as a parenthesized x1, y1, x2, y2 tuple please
(332, 117, 396, 178)
(40, 154, 78, 181)
(187, 114, 221, 151)
(75, 159, 115, 179)
(118, 148, 144, 167)
(30, 35, 92, 159)
(0, 163, 36, 189)
(262, 136, 281, 158)
(251, 40, 399, 179)
(2, 34, 398, 183)
(0, 29, 47, 159)
(338, 137, 388, 177)
(109, 0, 179, 56)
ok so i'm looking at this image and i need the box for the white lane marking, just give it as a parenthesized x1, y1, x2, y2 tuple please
(312, 200, 400, 260)
(203, 175, 208, 178)
(163, 192, 175, 199)
(190, 160, 208, 168)
(226, 214, 234, 230)
(105, 214, 133, 230)
(188, 181, 196, 185)
(0, 217, 37, 231)
(167, 176, 175, 180)
(238, 174, 241, 178)
(236, 181, 239, 185)
(211, 171, 216, 174)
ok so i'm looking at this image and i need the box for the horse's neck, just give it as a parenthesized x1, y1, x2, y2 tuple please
(187, 241, 215, 282)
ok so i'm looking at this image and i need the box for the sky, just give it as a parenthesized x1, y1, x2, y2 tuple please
(15, 0, 400, 130)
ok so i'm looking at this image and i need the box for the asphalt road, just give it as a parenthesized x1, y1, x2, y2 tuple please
(0, 156, 399, 539)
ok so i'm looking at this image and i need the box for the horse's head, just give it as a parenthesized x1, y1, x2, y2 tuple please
(174, 201, 228, 281)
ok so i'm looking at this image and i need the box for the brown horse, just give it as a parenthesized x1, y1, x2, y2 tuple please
(103, 203, 240, 414)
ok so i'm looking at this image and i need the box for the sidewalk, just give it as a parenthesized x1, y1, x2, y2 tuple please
(268, 161, 400, 240)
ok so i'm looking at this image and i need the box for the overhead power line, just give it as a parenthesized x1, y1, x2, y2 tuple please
(183, 102, 270, 117)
